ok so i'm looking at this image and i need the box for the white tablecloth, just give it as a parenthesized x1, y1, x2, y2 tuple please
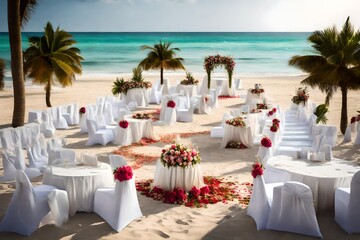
(124, 115, 157, 142)
(43, 163, 114, 216)
(123, 88, 150, 107)
(245, 89, 266, 105)
(221, 124, 253, 148)
(231, 111, 263, 137)
(266, 155, 360, 211)
(200, 77, 234, 96)
(153, 160, 204, 192)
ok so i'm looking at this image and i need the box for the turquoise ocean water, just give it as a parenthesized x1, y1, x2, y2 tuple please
(0, 32, 312, 78)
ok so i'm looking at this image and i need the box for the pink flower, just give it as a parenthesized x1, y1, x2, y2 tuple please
(200, 185, 210, 195)
(187, 155, 192, 161)
(191, 150, 197, 157)
(171, 144, 176, 149)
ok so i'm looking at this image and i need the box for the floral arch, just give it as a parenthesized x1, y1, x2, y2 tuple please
(204, 55, 236, 89)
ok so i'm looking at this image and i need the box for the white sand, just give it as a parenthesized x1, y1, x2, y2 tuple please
(0, 73, 360, 239)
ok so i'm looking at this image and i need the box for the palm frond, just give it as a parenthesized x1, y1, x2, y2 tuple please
(20, 0, 38, 26)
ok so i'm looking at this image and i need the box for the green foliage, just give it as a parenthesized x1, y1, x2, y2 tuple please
(314, 104, 329, 124)
(181, 72, 199, 85)
(138, 41, 185, 85)
(131, 66, 144, 82)
(0, 59, 5, 90)
(111, 76, 152, 96)
(112, 77, 127, 95)
(23, 22, 83, 107)
(288, 17, 360, 134)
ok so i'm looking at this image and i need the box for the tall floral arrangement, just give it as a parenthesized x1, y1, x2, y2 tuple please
(204, 55, 235, 89)
(160, 144, 201, 168)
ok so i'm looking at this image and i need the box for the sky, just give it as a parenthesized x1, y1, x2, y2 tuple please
(1, 0, 360, 32)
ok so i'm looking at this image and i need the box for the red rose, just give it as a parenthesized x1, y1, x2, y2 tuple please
(164, 191, 177, 204)
(119, 120, 129, 129)
(79, 107, 86, 114)
(272, 118, 280, 124)
(251, 164, 264, 178)
(270, 125, 278, 132)
(152, 186, 163, 194)
(268, 110, 274, 116)
(272, 108, 277, 113)
(260, 137, 272, 148)
(175, 188, 187, 202)
(167, 100, 176, 108)
(114, 165, 133, 182)
(190, 186, 200, 198)
(200, 185, 210, 195)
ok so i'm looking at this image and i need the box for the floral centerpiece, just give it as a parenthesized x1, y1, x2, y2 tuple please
(180, 72, 199, 85)
(113, 165, 133, 182)
(256, 103, 268, 110)
(260, 136, 272, 148)
(291, 87, 309, 105)
(79, 107, 86, 116)
(112, 67, 152, 96)
(204, 54, 235, 89)
(160, 144, 201, 168)
(251, 162, 264, 178)
(250, 88, 265, 96)
(226, 117, 246, 127)
(132, 113, 151, 119)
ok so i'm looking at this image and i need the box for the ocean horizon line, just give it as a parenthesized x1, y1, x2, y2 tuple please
(0, 31, 312, 34)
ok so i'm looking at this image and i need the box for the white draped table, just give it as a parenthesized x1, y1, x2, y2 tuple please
(244, 89, 266, 105)
(122, 88, 151, 107)
(153, 160, 205, 192)
(266, 155, 360, 211)
(200, 76, 234, 96)
(178, 85, 198, 97)
(124, 115, 157, 142)
(221, 124, 253, 148)
(43, 163, 114, 216)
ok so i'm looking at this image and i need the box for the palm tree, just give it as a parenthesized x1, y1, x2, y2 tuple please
(23, 22, 83, 107)
(289, 17, 360, 134)
(0, 59, 5, 90)
(138, 41, 185, 85)
(8, 0, 38, 127)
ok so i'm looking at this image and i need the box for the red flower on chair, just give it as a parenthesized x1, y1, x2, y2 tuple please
(119, 120, 129, 129)
(113, 165, 133, 182)
(260, 137, 272, 148)
(167, 100, 176, 108)
(79, 107, 86, 115)
(251, 162, 264, 178)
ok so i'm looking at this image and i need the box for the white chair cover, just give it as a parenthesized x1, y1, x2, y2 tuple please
(27, 149, 47, 172)
(113, 126, 133, 146)
(52, 107, 69, 129)
(0, 152, 17, 182)
(234, 78, 242, 89)
(149, 79, 163, 104)
(82, 153, 98, 167)
(354, 126, 360, 145)
(86, 119, 114, 146)
(160, 95, 172, 121)
(0, 170, 58, 236)
(257, 146, 273, 166)
(0, 129, 15, 150)
(47, 189, 70, 227)
(335, 171, 360, 233)
(266, 182, 322, 237)
(208, 88, 219, 109)
(197, 94, 212, 114)
(176, 104, 195, 123)
(343, 124, 352, 143)
(40, 112, 56, 138)
(109, 155, 127, 169)
(247, 174, 284, 231)
(163, 107, 177, 125)
(162, 79, 170, 96)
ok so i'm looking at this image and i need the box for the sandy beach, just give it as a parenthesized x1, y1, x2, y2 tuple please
(0, 73, 360, 240)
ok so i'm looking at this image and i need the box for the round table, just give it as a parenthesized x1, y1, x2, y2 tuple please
(124, 115, 157, 142)
(266, 155, 360, 211)
(43, 163, 114, 216)
(221, 124, 253, 148)
(153, 160, 204, 192)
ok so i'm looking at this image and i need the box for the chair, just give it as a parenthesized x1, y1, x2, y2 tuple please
(159, 95, 172, 121)
(163, 106, 177, 125)
(0, 170, 69, 236)
(257, 146, 273, 166)
(355, 127, 360, 145)
(52, 107, 69, 130)
(82, 153, 98, 167)
(62, 103, 79, 126)
(94, 158, 143, 232)
(109, 154, 127, 169)
(86, 119, 114, 146)
(149, 79, 163, 104)
(247, 174, 284, 230)
(0, 152, 17, 182)
(210, 112, 232, 138)
(27, 149, 48, 172)
(40, 112, 56, 138)
(266, 182, 322, 238)
(335, 171, 360, 233)
(0, 128, 15, 150)
(208, 88, 219, 109)
(176, 104, 195, 122)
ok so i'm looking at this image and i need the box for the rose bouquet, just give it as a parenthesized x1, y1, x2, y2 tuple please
(79, 107, 86, 115)
(119, 120, 129, 129)
(226, 117, 246, 127)
(251, 162, 264, 178)
(260, 136, 272, 148)
(250, 88, 265, 96)
(167, 100, 176, 108)
(113, 165, 133, 182)
(160, 144, 201, 168)
(225, 141, 247, 149)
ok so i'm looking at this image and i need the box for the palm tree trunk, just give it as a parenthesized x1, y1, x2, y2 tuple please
(45, 83, 52, 107)
(340, 86, 348, 134)
(8, 0, 25, 127)
(160, 67, 164, 85)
